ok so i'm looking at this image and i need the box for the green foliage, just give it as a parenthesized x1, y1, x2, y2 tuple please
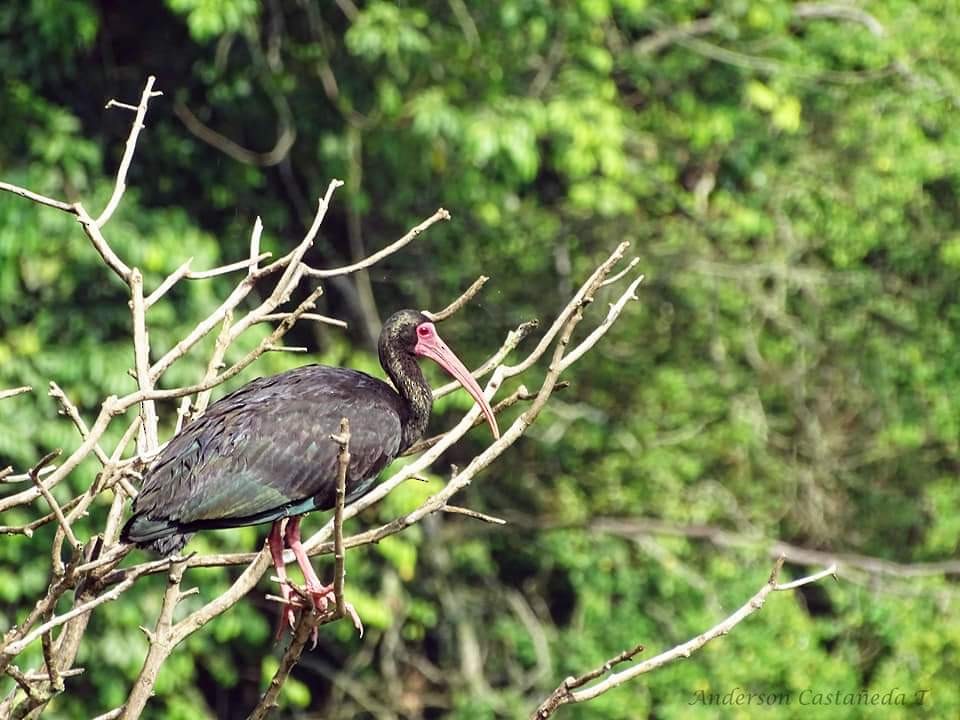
(2, 0, 960, 718)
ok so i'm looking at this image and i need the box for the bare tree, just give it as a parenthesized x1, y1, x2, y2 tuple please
(0, 77, 645, 718)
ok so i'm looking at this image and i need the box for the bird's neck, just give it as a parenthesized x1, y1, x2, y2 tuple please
(382, 348, 432, 450)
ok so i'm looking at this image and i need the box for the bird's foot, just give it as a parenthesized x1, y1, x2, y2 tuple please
(304, 581, 364, 638)
(269, 581, 300, 639)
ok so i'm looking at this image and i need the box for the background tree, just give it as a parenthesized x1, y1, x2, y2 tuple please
(2, 1, 959, 718)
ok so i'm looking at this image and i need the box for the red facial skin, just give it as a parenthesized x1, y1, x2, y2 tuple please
(413, 321, 500, 439)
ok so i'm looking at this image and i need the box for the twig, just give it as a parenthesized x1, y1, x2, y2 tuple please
(129, 269, 159, 453)
(586, 516, 960, 579)
(96, 76, 162, 227)
(259, 312, 348, 328)
(48, 382, 110, 465)
(530, 557, 838, 717)
(29, 451, 79, 558)
(2, 465, 55, 485)
(0, 182, 75, 213)
(246, 609, 323, 720)
(3, 558, 163, 656)
(442, 505, 506, 525)
(0, 385, 32, 401)
(186, 252, 273, 279)
(174, 100, 296, 167)
(73, 202, 131, 282)
(303, 208, 450, 278)
(424, 275, 488, 322)
(0, 495, 83, 536)
(404, 383, 564, 456)
(331, 418, 351, 621)
(144, 260, 192, 308)
(117, 559, 188, 720)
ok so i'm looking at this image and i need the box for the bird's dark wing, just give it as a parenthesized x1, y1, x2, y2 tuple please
(129, 366, 404, 531)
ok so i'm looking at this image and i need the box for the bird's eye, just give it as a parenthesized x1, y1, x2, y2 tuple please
(417, 325, 430, 337)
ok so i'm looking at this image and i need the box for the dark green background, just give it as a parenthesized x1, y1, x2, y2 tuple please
(1, 1, 958, 718)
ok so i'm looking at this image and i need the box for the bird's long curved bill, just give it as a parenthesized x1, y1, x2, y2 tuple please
(416, 328, 500, 439)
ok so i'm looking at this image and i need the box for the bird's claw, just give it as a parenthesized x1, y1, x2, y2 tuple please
(269, 580, 363, 643)
(344, 601, 364, 637)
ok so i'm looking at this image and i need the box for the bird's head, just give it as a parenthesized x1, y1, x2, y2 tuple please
(381, 309, 500, 439)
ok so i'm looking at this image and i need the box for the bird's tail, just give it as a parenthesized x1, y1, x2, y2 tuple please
(120, 513, 192, 556)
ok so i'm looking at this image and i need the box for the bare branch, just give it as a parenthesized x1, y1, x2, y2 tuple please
(117, 559, 188, 720)
(173, 100, 296, 167)
(0, 182, 75, 213)
(303, 208, 450, 278)
(144, 259, 192, 308)
(259, 312, 348, 329)
(424, 275, 489, 322)
(0, 385, 32, 401)
(74, 203, 132, 281)
(96, 76, 162, 227)
(48, 382, 110, 465)
(587, 516, 960, 579)
(186, 252, 273, 280)
(29, 451, 80, 558)
(442, 505, 506, 525)
(331, 418, 351, 622)
(246, 610, 323, 720)
(130, 269, 159, 452)
(530, 557, 838, 717)
(793, 2, 886, 37)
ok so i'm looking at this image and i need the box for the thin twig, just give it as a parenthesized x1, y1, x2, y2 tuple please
(96, 76, 162, 228)
(185, 252, 273, 279)
(259, 312, 348, 328)
(424, 275, 488, 322)
(246, 609, 323, 720)
(0, 386, 32, 401)
(530, 557, 838, 717)
(442, 505, 506, 525)
(303, 208, 450, 278)
(48, 382, 110, 465)
(331, 418, 351, 621)
(29, 451, 80, 556)
(0, 182, 75, 213)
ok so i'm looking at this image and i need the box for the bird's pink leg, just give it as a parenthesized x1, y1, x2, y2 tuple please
(268, 519, 297, 632)
(285, 515, 363, 635)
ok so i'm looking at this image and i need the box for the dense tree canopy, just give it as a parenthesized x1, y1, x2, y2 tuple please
(2, 1, 959, 717)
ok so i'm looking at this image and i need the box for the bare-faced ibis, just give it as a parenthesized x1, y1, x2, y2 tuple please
(121, 309, 499, 629)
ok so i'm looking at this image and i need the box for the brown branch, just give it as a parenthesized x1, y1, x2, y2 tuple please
(117, 559, 188, 720)
(331, 418, 351, 621)
(246, 610, 323, 720)
(174, 99, 296, 167)
(0, 495, 83, 537)
(587, 516, 960, 579)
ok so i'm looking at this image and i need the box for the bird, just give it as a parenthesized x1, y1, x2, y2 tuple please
(120, 308, 499, 631)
